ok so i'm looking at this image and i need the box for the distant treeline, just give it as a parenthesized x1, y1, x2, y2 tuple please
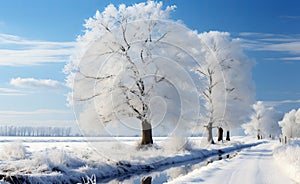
(0, 126, 73, 137)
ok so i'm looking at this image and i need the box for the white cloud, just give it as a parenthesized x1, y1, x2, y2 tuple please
(239, 32, 300, 61)
(0, 87, 27, 96)
(262, 42, 300, 54)
(10, 77, 66, 90)
(0, 33, 75, 66)
(263, 99, 300, 107)
(280, 15, 300, 20)
(265, 57, 300, 61)
(239, 32, 279, 38)
(279, 57, 300, 61)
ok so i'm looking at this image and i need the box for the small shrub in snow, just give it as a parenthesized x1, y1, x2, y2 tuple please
(31, 148, 85, 173)
(0, 142, 26, 160)
(163, 136, 193, 152)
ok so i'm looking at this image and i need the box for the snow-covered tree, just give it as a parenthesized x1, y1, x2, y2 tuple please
(195, 31, 255, 143)
(243, 101, 281, 139)
(279, 108, 300, 138)
(65, 2, 203, 146)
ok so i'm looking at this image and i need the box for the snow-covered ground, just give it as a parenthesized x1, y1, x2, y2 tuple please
(167, 140, 298, 184)
(0, 136, 262, 183)
(273, 139, 300, 183)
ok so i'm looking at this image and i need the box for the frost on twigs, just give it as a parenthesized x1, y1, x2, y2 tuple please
(65, 1, 203, 161)
(195, 31, 255, 143)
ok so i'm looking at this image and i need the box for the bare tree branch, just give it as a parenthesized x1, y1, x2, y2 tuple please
(140, 49, 145, 63)
(74, 93, 102, 102)
(98, 21, 113, 33)
(79, 69, 115, 80)
(155, 32, 168, 43)
(117, 19, 131, 51)
(196, 69, 207, 76)
(145, 67, 165, 96)
(226, 87, 235, 93)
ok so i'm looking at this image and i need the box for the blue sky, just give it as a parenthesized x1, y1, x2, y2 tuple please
(0, 0, 299, 127)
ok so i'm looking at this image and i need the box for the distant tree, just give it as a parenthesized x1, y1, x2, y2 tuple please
(65, 2, 203, 146)
(195, 31, 255, 143)
(0, 126, 73, 137)
(279, 108, 300, 138)
(243, 101, 281, 139)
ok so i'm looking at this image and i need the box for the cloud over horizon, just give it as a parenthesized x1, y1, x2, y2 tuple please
(0, 109, 76, 128)
(0, 109, 71, 115)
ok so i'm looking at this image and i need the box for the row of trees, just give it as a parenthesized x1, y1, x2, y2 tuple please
(0, 126, 73, 137)
(278, 108, 300, 138)
(64, 1, 255, 145)
(242, 102, 300, 140)
(242, 101, 281, 139)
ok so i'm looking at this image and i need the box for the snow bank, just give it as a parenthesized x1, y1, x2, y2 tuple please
(0, 137, 260, 183)
(273, 139, 300, 183)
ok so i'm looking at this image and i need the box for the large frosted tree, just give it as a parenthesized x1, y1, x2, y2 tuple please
(195, 31, 255, 143)
(243, 101, 281, 139)
(65, 2, 203, 146)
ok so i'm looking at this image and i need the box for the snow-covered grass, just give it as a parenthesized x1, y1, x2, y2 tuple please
(273, 139, 300, 183)
(0, 136, 260, 183)
(0, 142, 26, 160)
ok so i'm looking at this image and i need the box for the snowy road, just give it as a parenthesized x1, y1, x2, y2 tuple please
(168, 141, 296, 184)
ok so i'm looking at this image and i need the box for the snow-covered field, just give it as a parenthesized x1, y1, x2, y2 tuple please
(273, 139, 300, 183)
(0, 136, 262, 183)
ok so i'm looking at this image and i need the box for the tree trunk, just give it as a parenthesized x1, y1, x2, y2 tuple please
(206, 123, 215, 144)
(141, 121, 153, 145)
(218, 127, 223, 141)
(284, 136, 287, 144)
(226, 130, 230, 141)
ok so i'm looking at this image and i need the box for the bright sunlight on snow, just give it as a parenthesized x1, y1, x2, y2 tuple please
(0, 0, 299, 183)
